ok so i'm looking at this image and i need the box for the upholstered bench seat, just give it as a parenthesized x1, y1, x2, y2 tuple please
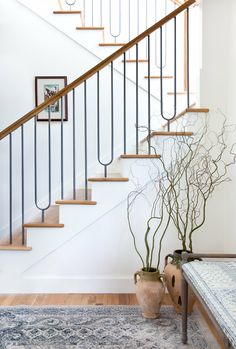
(182, 261, 236, 348)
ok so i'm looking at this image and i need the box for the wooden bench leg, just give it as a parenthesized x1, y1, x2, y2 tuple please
(223, 336, 232, 349)
(182, 276, 188, 344)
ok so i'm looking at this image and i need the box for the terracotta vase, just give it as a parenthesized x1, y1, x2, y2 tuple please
(134, 268, 165, 319)
(164, 250, 196, 314)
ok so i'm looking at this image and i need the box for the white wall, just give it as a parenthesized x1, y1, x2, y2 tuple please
(200, 0, 236, 252)
(0, 0, 98, 131)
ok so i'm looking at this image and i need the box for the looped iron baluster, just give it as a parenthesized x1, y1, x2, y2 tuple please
(123, 52, 127, 154)
(160, 18, 177, 131)
(100, 0, 103, 27)
(91, 0, 94, 26)
(136, 44, 139, 154)
(9, 133, 12, 244)
(137, 0, 140, 35)
(147, 35, 151, 155)
(109, 0, 121, 43)
(97, 63, 114, 178)
(21, 125, 25, 245)
(155, 0, 168, 69)
(65, 0, 76, 12)
(83, 0, 86, 26)
(128, 0, 131, 42)
(84, 81, 88, 200)
(186, 7, 190, 107)
(72, 89, 76, 200)
(60, 98, 64, 200)
(34, 108, 52, 222)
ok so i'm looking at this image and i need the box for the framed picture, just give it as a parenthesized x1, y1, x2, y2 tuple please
(35, 76, 68, 121)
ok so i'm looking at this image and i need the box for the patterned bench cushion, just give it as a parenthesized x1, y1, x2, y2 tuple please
(182, 261, 236, 348)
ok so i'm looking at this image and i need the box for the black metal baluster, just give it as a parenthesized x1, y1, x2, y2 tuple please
(128, 0, 131, 59)
(47, 107, 52, 219)
(97, 71, 100, 171)
(84, 81, 88, 200)
(186, 7, 190, 108)
(34, 107, 52, 223)
(123, 52, 127, 154)
(136, 44, 139, 154)
(83, 0, 86, 26)
(147, 35, 151, 155)
(173, 17, 177, 122)
(34, 116, 38, 215)
(9, 133, 12, 244)
(160, 26, 164, 127)
(100, 0, 103, 27)
(91, 0, 94, 27)
(137, 0, 140, 35)
(97, 64, 114, 178)
(60, 98, 64, 200)
(111, 61, 114, 164)
(145, 0, 148, 57)
(160, 18, 177, 131)
(72, 89, 76, 200)
(21, 125, 25, 245)
(109, 0, 121, 43)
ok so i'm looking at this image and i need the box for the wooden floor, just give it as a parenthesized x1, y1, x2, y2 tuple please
(0, 293, 139, 306)
(0, 293, 223, 348)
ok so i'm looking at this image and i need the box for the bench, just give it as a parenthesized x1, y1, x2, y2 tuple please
(181, 253, 236, 349)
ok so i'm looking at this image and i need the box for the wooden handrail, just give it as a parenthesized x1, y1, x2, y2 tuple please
(0, 0, 195, 141)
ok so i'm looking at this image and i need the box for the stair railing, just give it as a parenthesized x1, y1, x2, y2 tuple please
(80, 0, 176, 42)
(0, 0, 195, 247)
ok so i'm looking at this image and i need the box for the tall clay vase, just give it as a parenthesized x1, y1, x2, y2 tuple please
(134, 268, 165, 319)
(164, 250, 196, 314)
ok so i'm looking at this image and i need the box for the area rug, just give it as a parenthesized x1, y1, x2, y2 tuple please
(0, 305, 219, 349)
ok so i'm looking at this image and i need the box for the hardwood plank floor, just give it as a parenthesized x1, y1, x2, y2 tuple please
(0, 293, 138, 306)
(0, 293, 223, 348)
(0, 293, 174, 306)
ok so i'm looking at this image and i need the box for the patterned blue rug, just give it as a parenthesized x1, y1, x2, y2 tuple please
(0, 305, 219, 349)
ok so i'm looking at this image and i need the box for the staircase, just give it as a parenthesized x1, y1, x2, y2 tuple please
(0, 0, 209, 293)
(17, 0, 200, 115)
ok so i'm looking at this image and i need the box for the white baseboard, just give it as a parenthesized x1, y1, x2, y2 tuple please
(0, 275, 135, 293)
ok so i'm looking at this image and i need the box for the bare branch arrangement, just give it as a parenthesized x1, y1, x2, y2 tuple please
(127, 165, 172, 273)
(158, 112, 236, 252)
(127, 111, 236, 270)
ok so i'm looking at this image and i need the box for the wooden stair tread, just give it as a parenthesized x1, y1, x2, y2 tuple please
(150, 131, 193, 136)
(186, 108, 209, 113)
(124, 59, 148, 63)
(88, 177, 129, 182)
(56, 200, 97, 205)
(162, 104, 209, 128)
(76, 27, 104, 30)
(120, 154, 161, 159)
(24, 223, 64, 228)
(99, 43, 126, 47)
(0, 245, 32, 251)
(167, 91, 196, 95)
(144, 75, 173, 79)
(141, 131, 194, 143)
(53, 11, 81, 14)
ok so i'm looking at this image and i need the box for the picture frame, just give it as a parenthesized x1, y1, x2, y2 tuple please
(35, 76, 68, 121)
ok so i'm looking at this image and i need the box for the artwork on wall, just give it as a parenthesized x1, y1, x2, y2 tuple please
(35, 76, 68, 121)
